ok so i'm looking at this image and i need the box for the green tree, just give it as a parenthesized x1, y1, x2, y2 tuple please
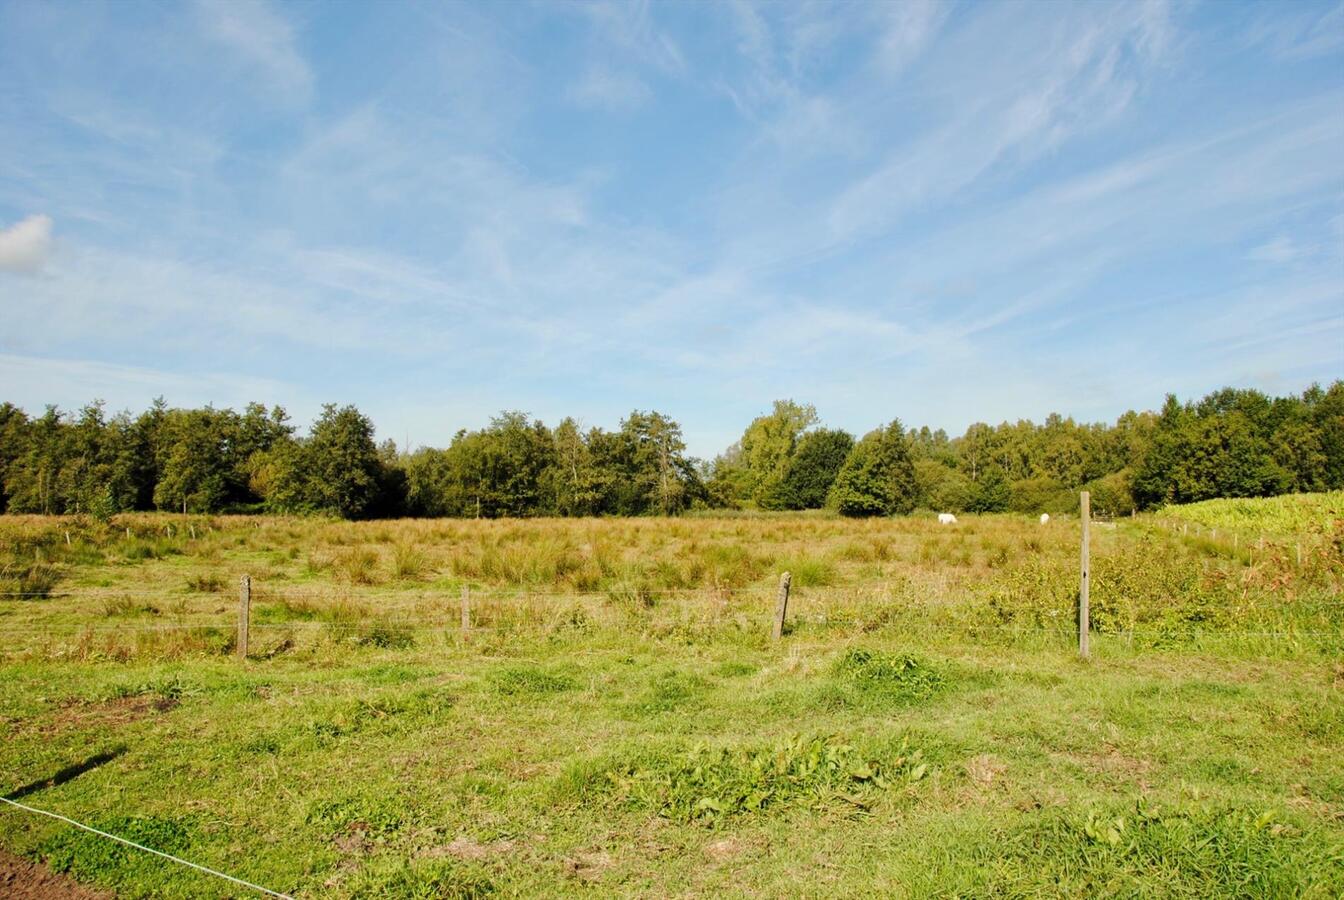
(302, 404, 383, 518)
(547, 418, 605, 516)
(153, 408, 231, 513)
(737, 400, 819, 504)
(828, 420, 917, 517)
(968, 465, 1010, 512)
(771, 428, 853, 509)
(0, 403, 29, 513)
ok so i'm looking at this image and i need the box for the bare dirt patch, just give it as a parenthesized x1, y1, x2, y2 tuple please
(426, 835, 516, 861)
(563, 849, 612, 881)
(964, 753, 1006, 788)
(0, 849, 112, 899)
(38, 695, 176, 737)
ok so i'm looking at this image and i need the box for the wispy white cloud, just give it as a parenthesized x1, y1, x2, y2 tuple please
(194, 0, 313, 102)
(565, 66, 652, 111)
(0, 352, 299, 417)
(826, 2, 1174, 244)
(1247, 236, 1316, 264)
(1243, 0, 1344, 59)
(573, 0, 684, 74)
(0, 214, 52, 273)
(875, 0, 948, 73)
(1, 0, 1340, 455)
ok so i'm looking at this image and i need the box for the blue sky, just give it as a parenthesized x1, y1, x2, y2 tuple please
(0, 0, 1341, 457)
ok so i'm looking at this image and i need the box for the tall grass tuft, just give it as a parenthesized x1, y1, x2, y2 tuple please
(391, 544, 427, 581)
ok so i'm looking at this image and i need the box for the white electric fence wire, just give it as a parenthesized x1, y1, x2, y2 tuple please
(0, 796, 293, 899)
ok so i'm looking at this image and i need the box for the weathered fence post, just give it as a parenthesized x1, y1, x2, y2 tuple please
(460, 585, 471, 634)
(1079, 492, 1090, 660)
(238, 575, 251, 660)
(772, 572, 792, 641)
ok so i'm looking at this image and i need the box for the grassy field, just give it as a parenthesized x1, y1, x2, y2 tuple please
(1, 501, 1341, 897)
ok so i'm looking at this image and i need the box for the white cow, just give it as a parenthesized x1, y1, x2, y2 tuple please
(1040, 513, 1050, 525)
(938, 513, 958, 525)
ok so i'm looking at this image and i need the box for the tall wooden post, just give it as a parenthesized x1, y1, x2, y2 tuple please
(238, 575, 251, 660)
(1079, 492, 1090, 660)
(460, 585, 471, 633)
(772, 572, 792, 641)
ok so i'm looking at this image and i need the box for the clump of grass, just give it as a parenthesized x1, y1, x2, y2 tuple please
(347, 858, 497, 898)
(777, 555, 837, 587)
(121, 538, 183, 561)
(712, 660, 756, 678)
(335, 548, 382, 585)
(0, 560, 61, 599)
(831, 648, 945, 704)
(602, 734, 928, 823)
(941, 801, 1342, 897)
(626, 670, 708, 716)
(357, 622, 416, 649)
(306, 795, 409, 836)
(42, 816, 192, 884)
(490, 665, 576, 695)
(184, 573, 224, 593)
(101, 597, 160, 618)
(391, 543, 427, 581)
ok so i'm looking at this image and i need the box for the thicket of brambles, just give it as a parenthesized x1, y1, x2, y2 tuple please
(0, 381, 1339, 520)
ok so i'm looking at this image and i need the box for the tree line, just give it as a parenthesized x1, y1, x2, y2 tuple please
(0, 381, 1339, 519)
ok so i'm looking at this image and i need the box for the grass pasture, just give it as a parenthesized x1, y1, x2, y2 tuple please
(1, 500, 1342, 897)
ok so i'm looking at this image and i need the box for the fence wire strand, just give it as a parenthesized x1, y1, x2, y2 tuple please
(0, 796, 292, 898)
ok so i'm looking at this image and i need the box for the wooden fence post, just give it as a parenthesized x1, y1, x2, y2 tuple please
(1079, 491, 1090, 660)
(772, 572, 792, 641)
(238, 575, 251, 660)
(460, 585, 471, 634)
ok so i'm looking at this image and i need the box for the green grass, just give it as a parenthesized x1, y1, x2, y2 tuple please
(1162, 490, 1343, 536)
(0, 500, 1341, 896)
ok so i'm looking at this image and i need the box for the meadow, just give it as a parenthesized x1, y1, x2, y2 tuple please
(1, 495, 1341, 897)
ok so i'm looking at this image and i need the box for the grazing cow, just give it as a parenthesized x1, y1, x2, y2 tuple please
(1040, 513, 1050, 525)
(938, 513, 957, 525)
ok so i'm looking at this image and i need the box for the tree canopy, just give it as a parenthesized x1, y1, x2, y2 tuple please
(1, 381, 1339, 519)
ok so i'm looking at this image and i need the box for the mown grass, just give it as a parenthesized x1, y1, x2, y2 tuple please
(0, 499, 1340, 896)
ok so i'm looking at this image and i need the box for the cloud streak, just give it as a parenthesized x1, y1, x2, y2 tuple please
(0, 0, 1339, 455)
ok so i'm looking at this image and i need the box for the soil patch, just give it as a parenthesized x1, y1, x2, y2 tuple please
(0, 849, 112, 899)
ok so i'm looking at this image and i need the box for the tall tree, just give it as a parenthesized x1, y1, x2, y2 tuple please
(829, 420, 917, 517)
(153, 408, 232, 513)
(771, 428, 854, 509)
(302, 404, 383, 518)
(737, 400, 819, 504)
